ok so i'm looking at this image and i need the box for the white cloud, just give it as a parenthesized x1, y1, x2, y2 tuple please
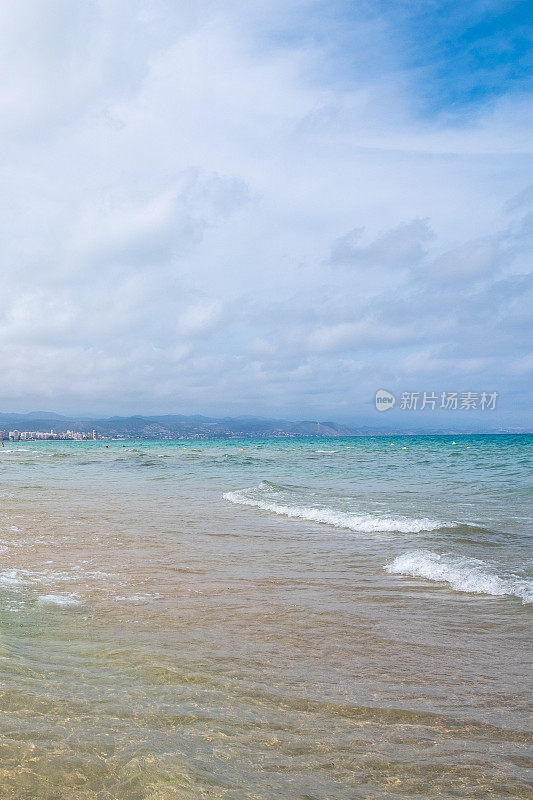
(0, 0, 530, 424)
(330, 218, 433, 270)
(426, 236, 502, 282)
(176, 301, 222, 336)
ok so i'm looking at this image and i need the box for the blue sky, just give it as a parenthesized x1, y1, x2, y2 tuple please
(0, 0, 531, 429)
(377, 0, 531, 107)
(260, 1, 532, 107)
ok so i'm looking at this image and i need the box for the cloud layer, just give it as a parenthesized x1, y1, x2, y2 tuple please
(0, 0, 531, 427)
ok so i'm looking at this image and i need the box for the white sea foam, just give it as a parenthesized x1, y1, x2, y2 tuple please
(36, 593, 82, 608)
(223, 485, 445, 533)
(0, 569, 26, 588)
(385, 550, 533, 603)
(115, 593, 160, 603)
(0, 566, 73, 591)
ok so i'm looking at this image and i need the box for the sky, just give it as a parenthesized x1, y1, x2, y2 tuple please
(0, 0, 532, 429)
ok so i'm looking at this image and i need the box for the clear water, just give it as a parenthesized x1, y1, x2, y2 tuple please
(0, 435, 531, 798)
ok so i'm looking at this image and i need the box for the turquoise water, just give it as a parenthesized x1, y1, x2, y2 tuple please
(0, 435, 531, 797)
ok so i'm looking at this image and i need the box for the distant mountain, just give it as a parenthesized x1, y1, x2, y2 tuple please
(0, 412, 358, 438)
(0, 412, 526, 438)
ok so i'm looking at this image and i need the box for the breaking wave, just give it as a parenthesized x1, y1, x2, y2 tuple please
(223, 482, 446, 533)
(385, 550, 533, 603)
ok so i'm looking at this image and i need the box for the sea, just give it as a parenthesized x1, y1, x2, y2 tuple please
(0, 434, 531, 799)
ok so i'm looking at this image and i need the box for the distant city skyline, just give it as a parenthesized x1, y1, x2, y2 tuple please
(0, 1, 531, 428)
(1, 429, 97, 441)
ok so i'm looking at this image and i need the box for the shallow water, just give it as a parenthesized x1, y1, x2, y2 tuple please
(0, 435, 531, 798)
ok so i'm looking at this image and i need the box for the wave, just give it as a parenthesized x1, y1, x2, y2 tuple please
(385, 550, 533, 604)
(0, 568, 26, 588)
(223, 483, 445, 533)
(115, 592, 161, 604)
(0, 565, 104, 591)
(36, 593, 82, 608)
